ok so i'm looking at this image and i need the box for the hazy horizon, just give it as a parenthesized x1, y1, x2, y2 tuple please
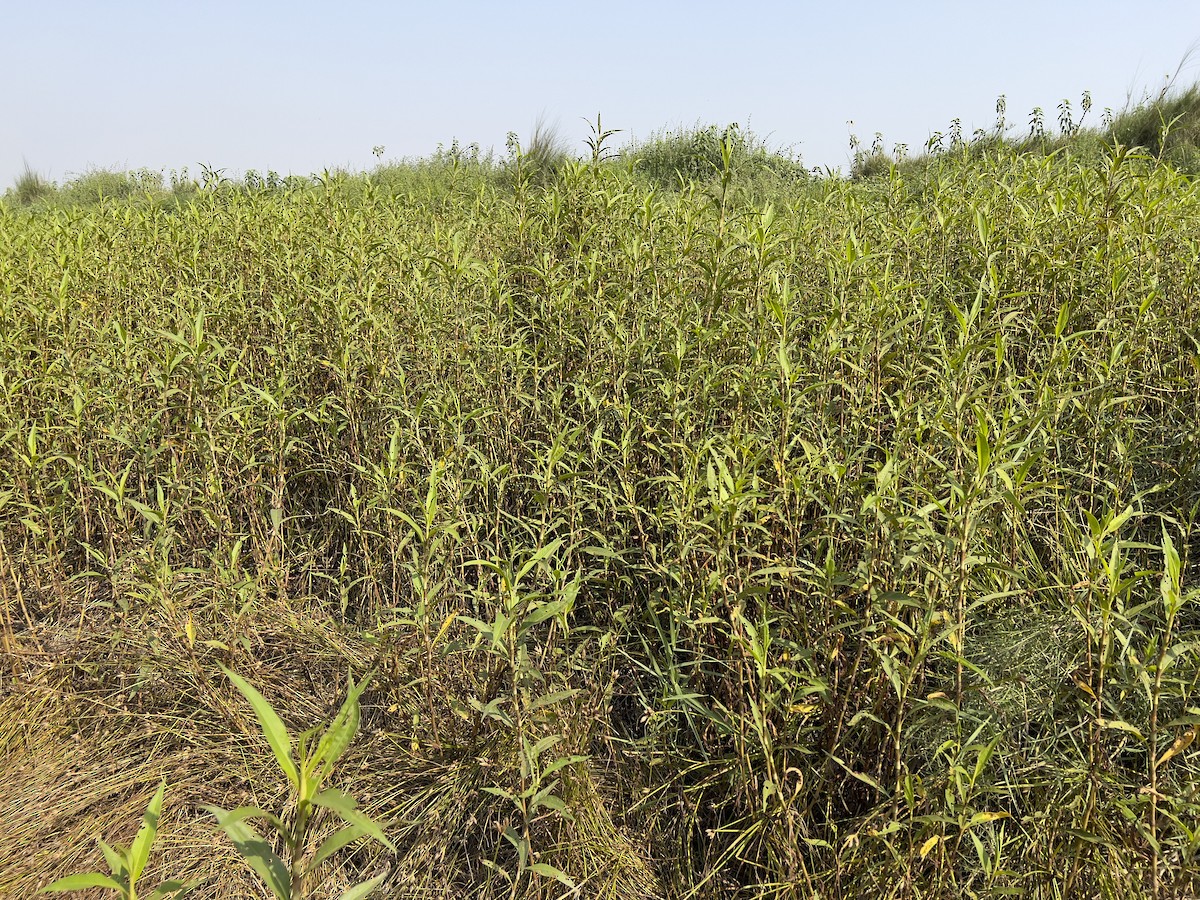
(4, 1, 1199, 188)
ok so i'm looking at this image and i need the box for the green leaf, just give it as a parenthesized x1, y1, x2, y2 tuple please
(311, 790, 396, 852)
(1098, 718, 1145, 740)
(1162, 526, 1183, 614)
(339, 871, 389, 900)
(311, 786, 358, 815)
(126, 498, 164, 527)
(312, 672, 370, 783)
(41, 873, 125, 893)
(96, 839, 127, 880)
(515, 538, 563, 583)
(968, 811, 1011, 828)
(203, 805, 291, 900)
(529, 734, 562, 759)
(466, 695, 511, 725)
(526, 862, 575, 888)
(974, 408, 990, 476)
(520, 598, 569, 630)
(128, 780, 167, 885)
(312, 823, 369, 868)
(205, 804, 285, 833)
(540, 754, 588, 778)
(219, 664, 298, 790)
(457, 616, 493, 637)
(532, 792, 570, 816)
(1055, 300, 1070, 339)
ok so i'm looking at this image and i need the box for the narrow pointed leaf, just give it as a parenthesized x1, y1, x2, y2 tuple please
(339, 871, 389, 900)
(527, 862, 575, 888)
(520, 598, 569, 630)
(96, 839, 127, 880)
(540, 754, 588, 778)
(919, 835, 943, 858)
(203, 805, 290, 900)
(41, 873, 125, 893)
(204, 804, 285, 833)
(1157, 727, 1197, 768)
(312, 790, 396, 852)
(313, 823, 369, 868)
(219, 664, 298, 790)
(516, 538, 563, 582)
(312, 673, 370, 781)
(311, 787, 358, 815)
(129, 779, 167, 884)
(968, 811, 1011, 827)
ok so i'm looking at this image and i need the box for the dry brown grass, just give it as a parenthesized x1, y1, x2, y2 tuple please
(1, 601, 662, 898)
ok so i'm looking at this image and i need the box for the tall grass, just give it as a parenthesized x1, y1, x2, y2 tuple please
(9, 161, 54, 205)
(1108, 82, 1200, 168)
(1, 129, 1198, 899)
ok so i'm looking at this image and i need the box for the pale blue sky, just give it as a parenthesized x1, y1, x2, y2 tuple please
(3, 1, 1198, 186)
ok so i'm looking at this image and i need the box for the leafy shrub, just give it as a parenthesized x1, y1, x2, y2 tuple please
(59, 168, 165, 206)
(623, 121, 807, 189)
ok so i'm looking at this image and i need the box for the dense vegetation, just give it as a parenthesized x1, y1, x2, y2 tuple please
(2, 99, 1200, 899)
(850, 83, 1200, 180)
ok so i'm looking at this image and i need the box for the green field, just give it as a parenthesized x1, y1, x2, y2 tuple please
(2, 111, 1199, 899)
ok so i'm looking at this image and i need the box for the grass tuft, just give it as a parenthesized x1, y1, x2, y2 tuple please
(9, 161, 55, 205)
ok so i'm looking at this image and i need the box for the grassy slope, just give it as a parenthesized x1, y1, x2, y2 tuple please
(1, 147, 1199, 898)
(853, 83, 1200, 182)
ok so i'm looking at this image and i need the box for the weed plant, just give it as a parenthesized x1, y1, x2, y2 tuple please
(858, 79, 1200, 182)
(55, 169, 166, 207)
(623, 122, 808, 191)
(1, 123, 1199, 900)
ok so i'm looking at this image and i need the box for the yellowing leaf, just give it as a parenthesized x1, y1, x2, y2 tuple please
(919, 835, 943, 858)
(1073, 676, 1096, 699)
(432, 612, 457, 646)
(1156, 727, 1197, 768)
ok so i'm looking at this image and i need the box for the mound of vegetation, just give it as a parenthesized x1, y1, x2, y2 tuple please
(1107, 81, 1200, 169)
(1, 165, 214, 212)
(853, 80, 1200, 181)
(1, 129, 1199, 900)
(621, 121, 808, 191)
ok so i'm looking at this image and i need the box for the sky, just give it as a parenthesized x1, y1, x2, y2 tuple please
(3, 1, 1199, 188)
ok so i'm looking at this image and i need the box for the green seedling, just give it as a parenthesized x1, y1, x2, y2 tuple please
(41, 780, 195, 899)
(205, 665, 395, 900)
